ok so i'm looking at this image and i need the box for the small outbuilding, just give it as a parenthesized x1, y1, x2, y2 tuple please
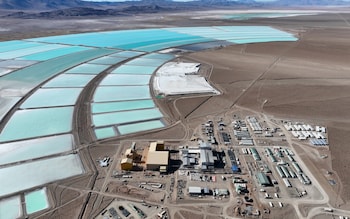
(188, 186, 202, 196)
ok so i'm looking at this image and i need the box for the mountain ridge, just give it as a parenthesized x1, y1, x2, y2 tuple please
(0, 0, 349, 11)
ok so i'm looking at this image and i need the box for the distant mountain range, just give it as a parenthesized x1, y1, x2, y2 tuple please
(0, 0, 84, 9)
(0, 0, 349, 16)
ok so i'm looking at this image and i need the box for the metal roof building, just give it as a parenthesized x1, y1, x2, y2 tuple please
(256, 172, 272, 186)
(188, 186, 202, 195)
(200, 149, 215, 171)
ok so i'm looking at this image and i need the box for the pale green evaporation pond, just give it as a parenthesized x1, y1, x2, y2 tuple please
(0, 40, 43, 53)
(66, 63, 110, 74)
(100, 74, 151, 86)
(93, 86, 151, 102)
(0, 154, 83, 197)
(20, 88, 83, 108)
(95, 127, 117, 139)
(0, 44, 67, 59)
(88, 56, 127, 65)
(125, 58, 170, 67)
(25, 188, 49, 215)
(0, 195, 21, 219)
(17, 46, 90, 61)
(118, 120, 165, 135)
(91, 99, 155, 114)
(43, 74, 95, 88)
(0, 107, 74, 142)
(92, 108, 163, 127)
(112, 65, 158, 75)
(0, 134, 73, 165)
(0, 59, 37, 68)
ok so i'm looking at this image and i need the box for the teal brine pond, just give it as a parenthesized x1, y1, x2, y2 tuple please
(43, 74, 95, 88)
(66, 63, 110, 74)
(18, 46, 90, 61)
(110, 51, 144, 58)
(88, 56, 126, 65)
(91, 100, 155, 114)
(25, 188, 49, 215)
(125, 58, 169, 67)
(112, 65, 158, 75)
(99, 74, 151, 86)
(92, 108, 163, 127)
(0, 43, 66, 59)
(93, 86, 151, 102)
(95, 127, 117, 140)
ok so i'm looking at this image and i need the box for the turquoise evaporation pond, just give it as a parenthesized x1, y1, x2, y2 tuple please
(142, 53, 174, 60)
(0, 41, 44, 53)
(100, 74, 151, 86)
(0, 48, 116, 84)
(112, 65, 158, 74)
(0, 134, 73, 165)
(95, 127, 116, 140)
(23, 26, 297, 53)
(110, 51, 145, 58)
(0, 154, 83, 197)
(93, 86, 150, 102)
(134, 37, 213, 52)
(0, 107, 74, 143)
(118, 120, 164, 135)
(25, 188, 49, 215)
(92, 108, 163, 127)
(88, 56, 127, 65)
(167, 26, 297, 42)
(0, 44, 67, 59)
(0, 195, 21, 219)
(0, 60, 37, 68)
(43, 74, 95, 88)
(20, 88, 83, 108)
(17, 46, 90, 61)
(66, 63, 110, 74)
(92, 99, 155, 114)
(27, 29, 206, 51)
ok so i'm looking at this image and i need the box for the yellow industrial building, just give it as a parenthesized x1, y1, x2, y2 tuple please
(120, 158, 133, 171)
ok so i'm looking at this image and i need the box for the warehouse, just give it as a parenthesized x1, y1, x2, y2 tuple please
(188, 186, 202, 196)
(146, 141, 169, 172)
(200, 149, 215, 171)
(256, 172, 272, 187)
(199, 141, 215, 171)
